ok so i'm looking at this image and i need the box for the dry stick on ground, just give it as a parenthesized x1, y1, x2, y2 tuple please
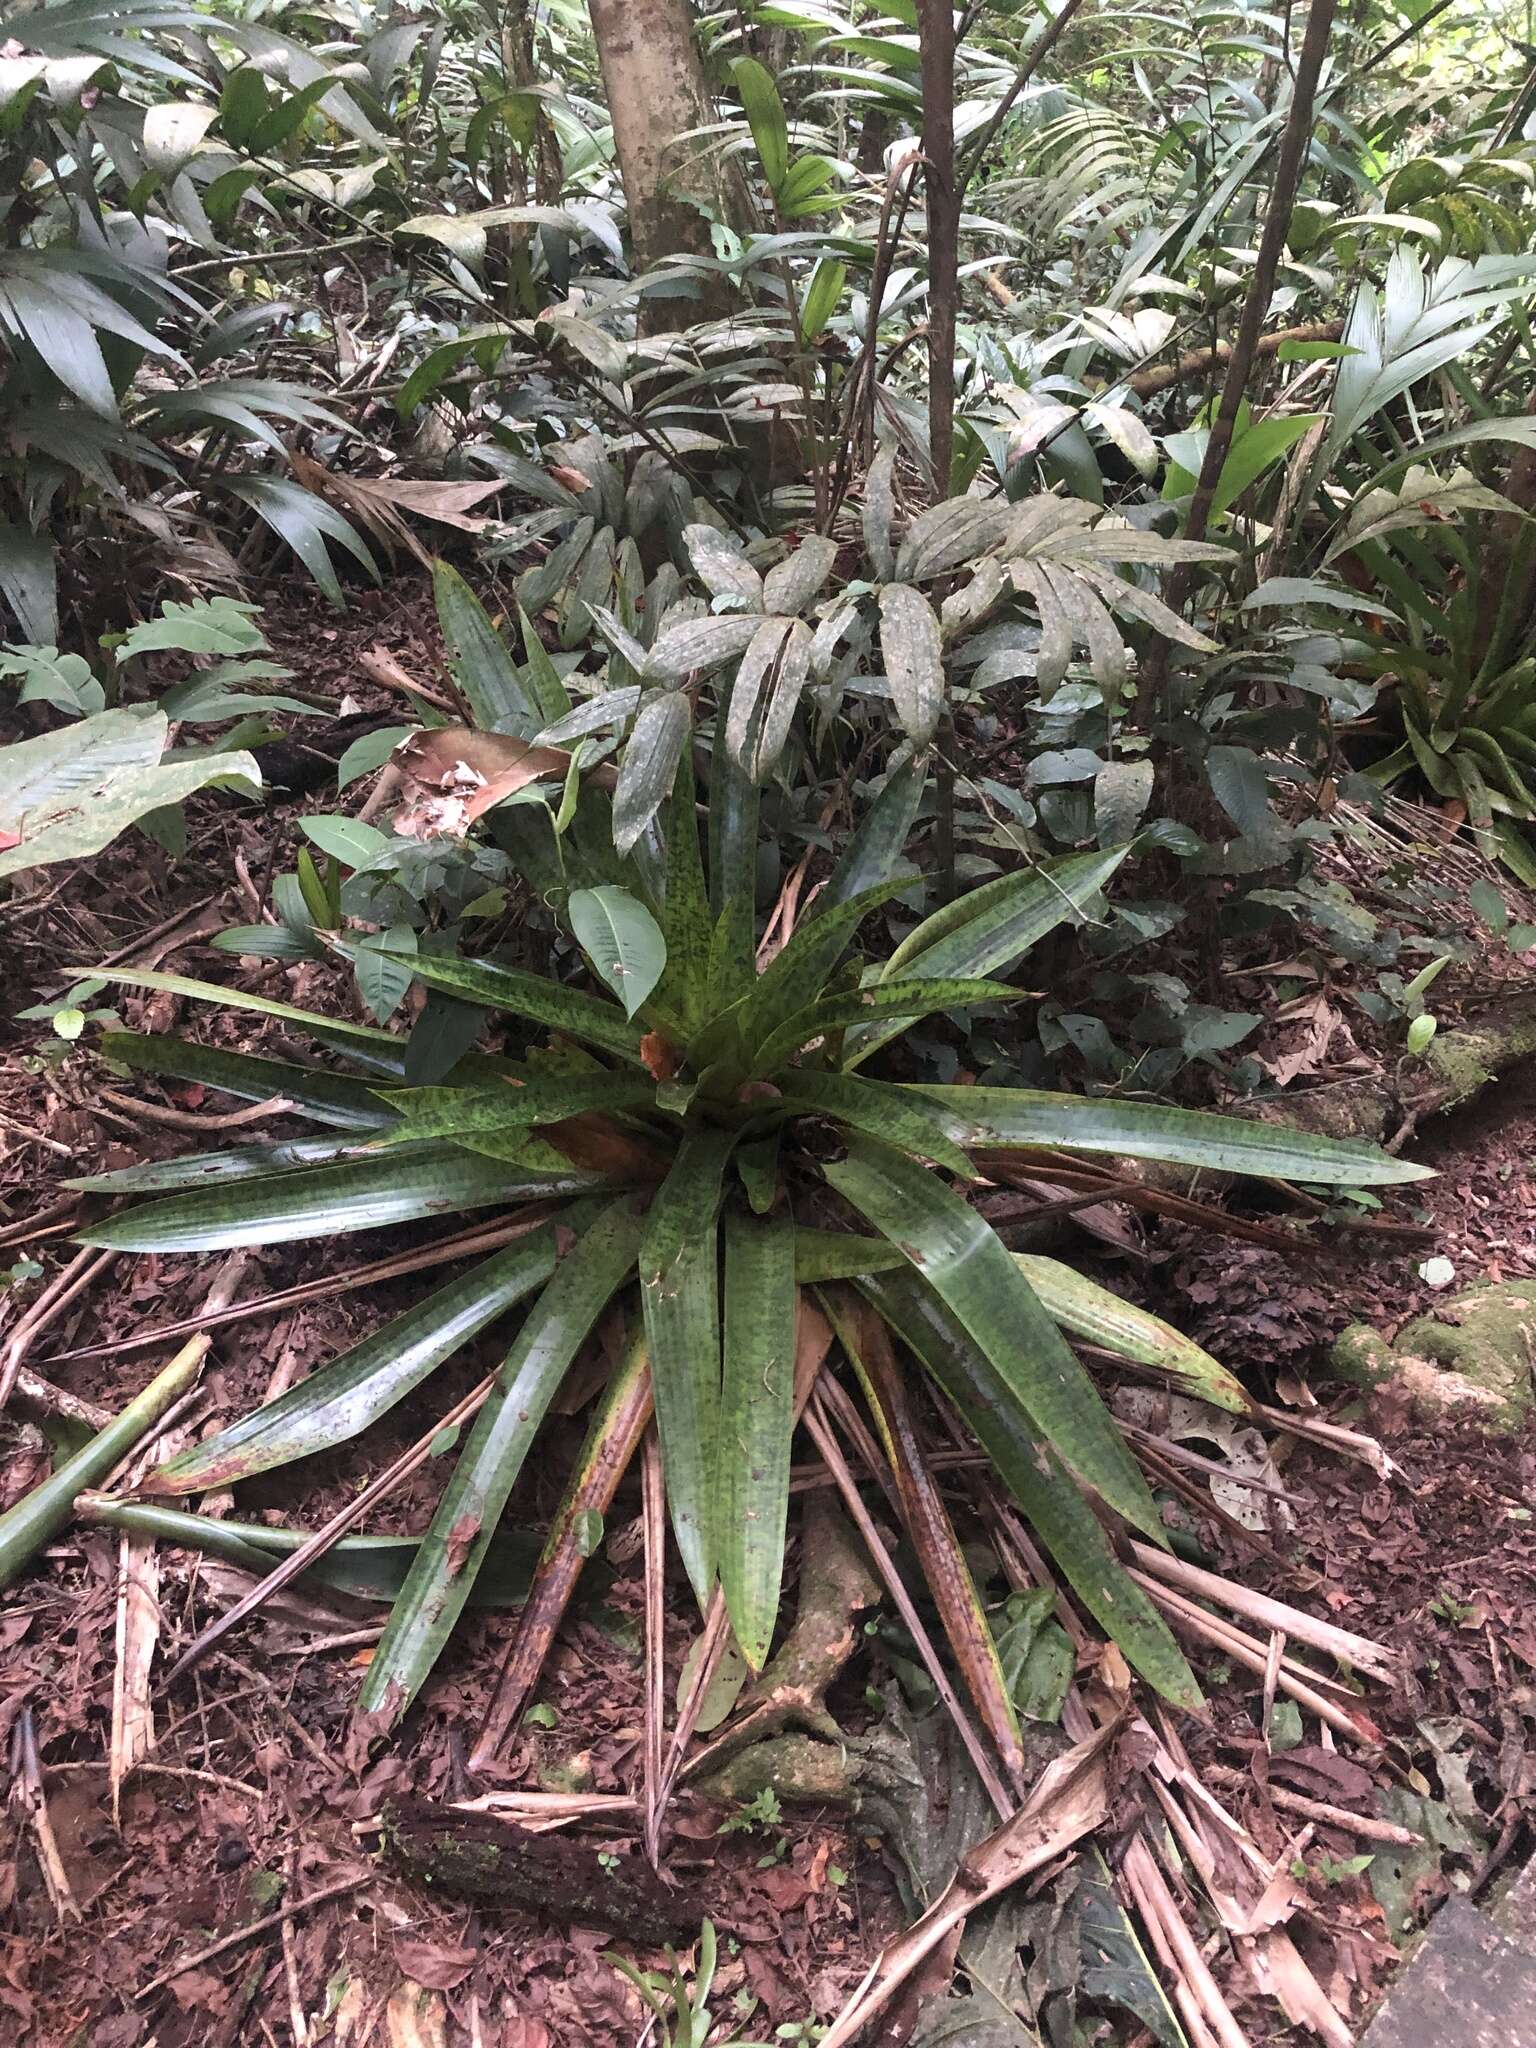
(803, 1391, 1016, 1819)
(639, 1431, 668, 1868)
(13, 1367, 110, 1431)
(1135, 0, 1341, 719)
(135, 1872, 373, 2002)
(97, 1087, 298, 1134)
(157, 1371, 500, 1689)
(0, 1246, 116, 1410)
(51, 1209, 560, 1364)
(110, 1256, 249, 1818)
(10, 1706, 80, 1924)
(1125, 320, 1344, 399)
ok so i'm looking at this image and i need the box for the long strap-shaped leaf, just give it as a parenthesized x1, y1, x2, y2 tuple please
(1016, 1254, 1250, 1413)
(69, 1133, 388, 1196)
(373, 1073, 657, 1143)
(750, 976, 1015, 1076)
(740, 874, 913, 1053)
(846, 849, 1129, 1066)
(80, 1151, 602, 1253)
(81, 1498, 541, 1609)
(336, 946, 646, 1062)
(820, 752, 928, 911)
(825, 1287, 1027, 1795)
(358, 1195, 645, 1721)
(909, 1086, 1433, 1187)
(825, 1142, 1163, 1544)
(882, 847, 1128, 982)
(470, 1321, 654, 1767)
(859, 1269, 1200, 1710)
(781, 1071, 977, 1179)
(717, 1207, 797, 1671)
(791, 1233, 1248, 1409)
(98, 1032, 393, 1130)
(147, 1231, 558, 1494)
(707, 668, 762, 1007)
(655, 750, 711, 1034)
(92, 969, 400, 1045)
(639, 1126, 736, 1608)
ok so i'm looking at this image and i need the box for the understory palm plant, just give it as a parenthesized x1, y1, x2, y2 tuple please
(74, 592, 1429, 1762)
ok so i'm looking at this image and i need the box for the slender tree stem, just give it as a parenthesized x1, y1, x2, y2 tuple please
(1137, 0, 1340, 715)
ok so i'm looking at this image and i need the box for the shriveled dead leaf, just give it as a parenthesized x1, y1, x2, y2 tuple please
(393, 727, 570, 839)
(385, 1980, 448, 2048)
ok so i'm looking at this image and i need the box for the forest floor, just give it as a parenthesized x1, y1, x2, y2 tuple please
(1, 579, 1534, 2048)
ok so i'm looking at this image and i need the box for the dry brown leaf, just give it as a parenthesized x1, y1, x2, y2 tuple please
(393, 727, 571, 839)
(818, 1716, 1119, 2047)
(385, 1980, 448, 2048)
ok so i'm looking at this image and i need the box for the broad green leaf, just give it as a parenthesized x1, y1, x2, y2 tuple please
(359, 1196, 644, 1718)
(228, 476, 378, 609)
(568, 886, 667, 1018)
(80, 1150, 602, 1253)
(149, 1233, 557, 1492)
(299, 815, 393, 868)
(878, 582, 945, 747)
(374, 1072, 655, 1142)
(752, 975, 1014, 1075)
(614, 690, 690, 854)
(718, 1209, 797, 1670)
(1014, 1255, 1248, 1412)
(352, 925, 418, 1023)
(434, 560, 540, 736)
(639, 1128, 736, 1605)
(859, 1268, 1201, 1709)
(733, 55, 790, 190)
(764, 536, 837, 617)
(96, 1032, 391, 1130)
(335, 946, 645, 1061)
(825, 1141, 1163, 1540)
(909, 1086, 1434, 1186)
(0, 710, 260, 880)
(784, 1071, 977, 1177)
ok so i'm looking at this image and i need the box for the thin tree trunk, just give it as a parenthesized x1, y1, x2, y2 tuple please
(1137, 0, 1340, 714)
(587, 0, 750, 331)
(915, 0, 959, 494)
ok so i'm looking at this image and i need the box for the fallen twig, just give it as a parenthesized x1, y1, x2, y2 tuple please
(158, 1371, 501, 1688)
(0, 1246, 116, 1410)
(50, 1210, 557, 1364)
(135, 1872, 372, 2001)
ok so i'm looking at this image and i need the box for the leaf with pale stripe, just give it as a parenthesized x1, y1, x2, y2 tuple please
(148, 1233, 558, 1492)
(824, 1141, 1163, 1542)
(907, 1086, 1433, 1186)
(80, 1150, 602, 1253)
(717, 1208, 797, 1670)
(639, 1127, 735, 1605)
(358, 1196, 645, 1720)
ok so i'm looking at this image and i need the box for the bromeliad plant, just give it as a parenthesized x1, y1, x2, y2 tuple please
(72, 600, 1430, 1758)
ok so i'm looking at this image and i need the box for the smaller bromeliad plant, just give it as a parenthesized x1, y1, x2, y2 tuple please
(71, 544, 1430, 1779)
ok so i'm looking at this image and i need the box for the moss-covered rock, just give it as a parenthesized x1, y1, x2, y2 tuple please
(1330, 1280, 1536, 1432)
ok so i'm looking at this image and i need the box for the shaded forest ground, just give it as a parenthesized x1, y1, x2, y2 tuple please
(2, 579, 1534, 2047)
